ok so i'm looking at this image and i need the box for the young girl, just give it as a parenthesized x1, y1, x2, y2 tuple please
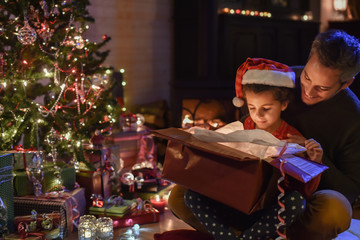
(185, 58, 323, 240)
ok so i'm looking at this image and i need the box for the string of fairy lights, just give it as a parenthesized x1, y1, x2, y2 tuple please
(0, 0, 125, 154)
(220, 7, 272, 18)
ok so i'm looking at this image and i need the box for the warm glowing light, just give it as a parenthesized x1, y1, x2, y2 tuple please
(23, 60, 28, 64)
(182, 114, 194, 128)
(122, 81, 127, 86)
(43, 68, 50, 76)
(106, 69, 111, 74)
(333, 0, 348, 11)
(222, 8, 229, 13)
(23, 81, 27, 86)
(120, 68, 125, 73)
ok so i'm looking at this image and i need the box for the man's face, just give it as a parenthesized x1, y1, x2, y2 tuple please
(300, 53, 350, 105)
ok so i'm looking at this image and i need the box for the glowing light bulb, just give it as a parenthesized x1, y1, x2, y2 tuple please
(43, 68, 50, 76)
(120, 68, 125, 73)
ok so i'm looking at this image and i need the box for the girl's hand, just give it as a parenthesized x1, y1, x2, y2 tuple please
(305, 138, 323, 163)
(286, 133, 306, 146)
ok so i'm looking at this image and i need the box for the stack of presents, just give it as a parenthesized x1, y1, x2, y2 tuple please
(0, 126, 172, 240)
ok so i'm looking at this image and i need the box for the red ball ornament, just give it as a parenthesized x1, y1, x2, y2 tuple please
(102, 34, 108, 40)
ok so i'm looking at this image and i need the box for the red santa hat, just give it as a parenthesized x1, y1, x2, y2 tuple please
(232, 58, 295, 107)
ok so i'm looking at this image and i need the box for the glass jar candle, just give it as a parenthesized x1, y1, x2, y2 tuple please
(79, 215, 96, 224)
(96, 217, 113, 240)
(78, 221, 96, 240)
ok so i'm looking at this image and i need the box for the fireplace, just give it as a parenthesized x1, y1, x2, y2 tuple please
(181, 99, 237, 129)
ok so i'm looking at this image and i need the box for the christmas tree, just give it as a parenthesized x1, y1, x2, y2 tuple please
(0, 0, 121, 166)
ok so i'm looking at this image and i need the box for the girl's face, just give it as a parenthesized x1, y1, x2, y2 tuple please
(246, 90, 288, 133)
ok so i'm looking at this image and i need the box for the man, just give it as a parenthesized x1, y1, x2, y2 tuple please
(283, 29, 360, 239)
(168, 29, 360, 239)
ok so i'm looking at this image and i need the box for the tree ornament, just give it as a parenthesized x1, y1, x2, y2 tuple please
(17, 20, 37, 45)
(91, 73, 104, 86)
(0, 53, 6, 77)
(41, 215, 53, 230)
(63, 36, 75, 47)
(51, 4, 60, 16)
(102, 34, 108, 40)
(0, 24, 4, 36)
(74, 35, 85, 49)
(61, 0, 72, 5)
(40, 0, 50, 18)
(37, 21, 54, 42)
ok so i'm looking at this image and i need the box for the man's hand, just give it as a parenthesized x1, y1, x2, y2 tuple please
(286, 133, 306, 145)
(305, 138, 323, 163)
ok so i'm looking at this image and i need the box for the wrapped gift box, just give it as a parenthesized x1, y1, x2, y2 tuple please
(0, 153, 15, 233)
(100, 208, 160, 228)
(5, 233, 42, 240)
(13, 212, 62, 228)
(83, 145, 111, 169)
(89, 205, 130, 217)
(105, 129, 149, 173)
(6, 150, 43, 171)
(13, 166, 76, 196)
(13, 188, 86, 239)
(152, 128, 328, 215)
(88, 199, 137, 217)
(76, 170, 112, 207)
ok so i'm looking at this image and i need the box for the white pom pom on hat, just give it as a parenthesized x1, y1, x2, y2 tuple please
(233, 58, 295, 107)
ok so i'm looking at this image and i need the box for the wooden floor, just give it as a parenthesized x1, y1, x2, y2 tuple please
(66, 207, 193, 240)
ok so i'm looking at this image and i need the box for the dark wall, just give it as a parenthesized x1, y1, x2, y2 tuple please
(171, 0, 320, 126)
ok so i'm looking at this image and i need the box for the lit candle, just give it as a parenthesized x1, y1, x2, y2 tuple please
(79, 215, 96, 224)
(150, 195, 166, 213)
(96, 217, 113, 240)
(78, 221, 96, 240)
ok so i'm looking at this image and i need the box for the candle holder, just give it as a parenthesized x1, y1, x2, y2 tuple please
(79, 215, 96, 224)
(25, 152, 44, 197)
(119, 233, 135, 240)
(78, 221, 96, 240)
(96, 217, 113, 240)
(149, 195, 166, 213)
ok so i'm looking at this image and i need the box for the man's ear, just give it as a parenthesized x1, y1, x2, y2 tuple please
(281, 101, 289, 111)
(341, 77, 355, 90)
